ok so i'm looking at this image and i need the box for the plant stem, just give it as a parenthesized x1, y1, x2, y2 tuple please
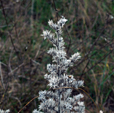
(57, 31, 61, 113)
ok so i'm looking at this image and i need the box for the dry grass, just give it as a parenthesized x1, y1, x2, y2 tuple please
(0, 0, 114, 112)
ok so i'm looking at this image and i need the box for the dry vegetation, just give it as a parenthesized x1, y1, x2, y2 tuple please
(0, 0, 114, 112)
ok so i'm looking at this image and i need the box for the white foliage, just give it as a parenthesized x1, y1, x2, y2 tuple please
(0, 109, 10, 113)
(34, 16, 85, 113)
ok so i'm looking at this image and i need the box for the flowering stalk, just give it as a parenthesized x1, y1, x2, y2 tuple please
(33, 16, 85, 113)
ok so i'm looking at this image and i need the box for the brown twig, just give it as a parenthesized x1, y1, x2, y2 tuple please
(18, 95, 39, 113)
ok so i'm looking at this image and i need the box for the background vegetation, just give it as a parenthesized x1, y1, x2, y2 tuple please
(0, 0, 114, 112)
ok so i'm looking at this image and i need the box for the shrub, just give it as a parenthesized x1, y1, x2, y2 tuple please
(33, 16, 85, 113)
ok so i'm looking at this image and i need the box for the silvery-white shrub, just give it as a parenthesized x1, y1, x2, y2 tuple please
(0, 109, 10, 113)
(33, 16, 85, 113)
